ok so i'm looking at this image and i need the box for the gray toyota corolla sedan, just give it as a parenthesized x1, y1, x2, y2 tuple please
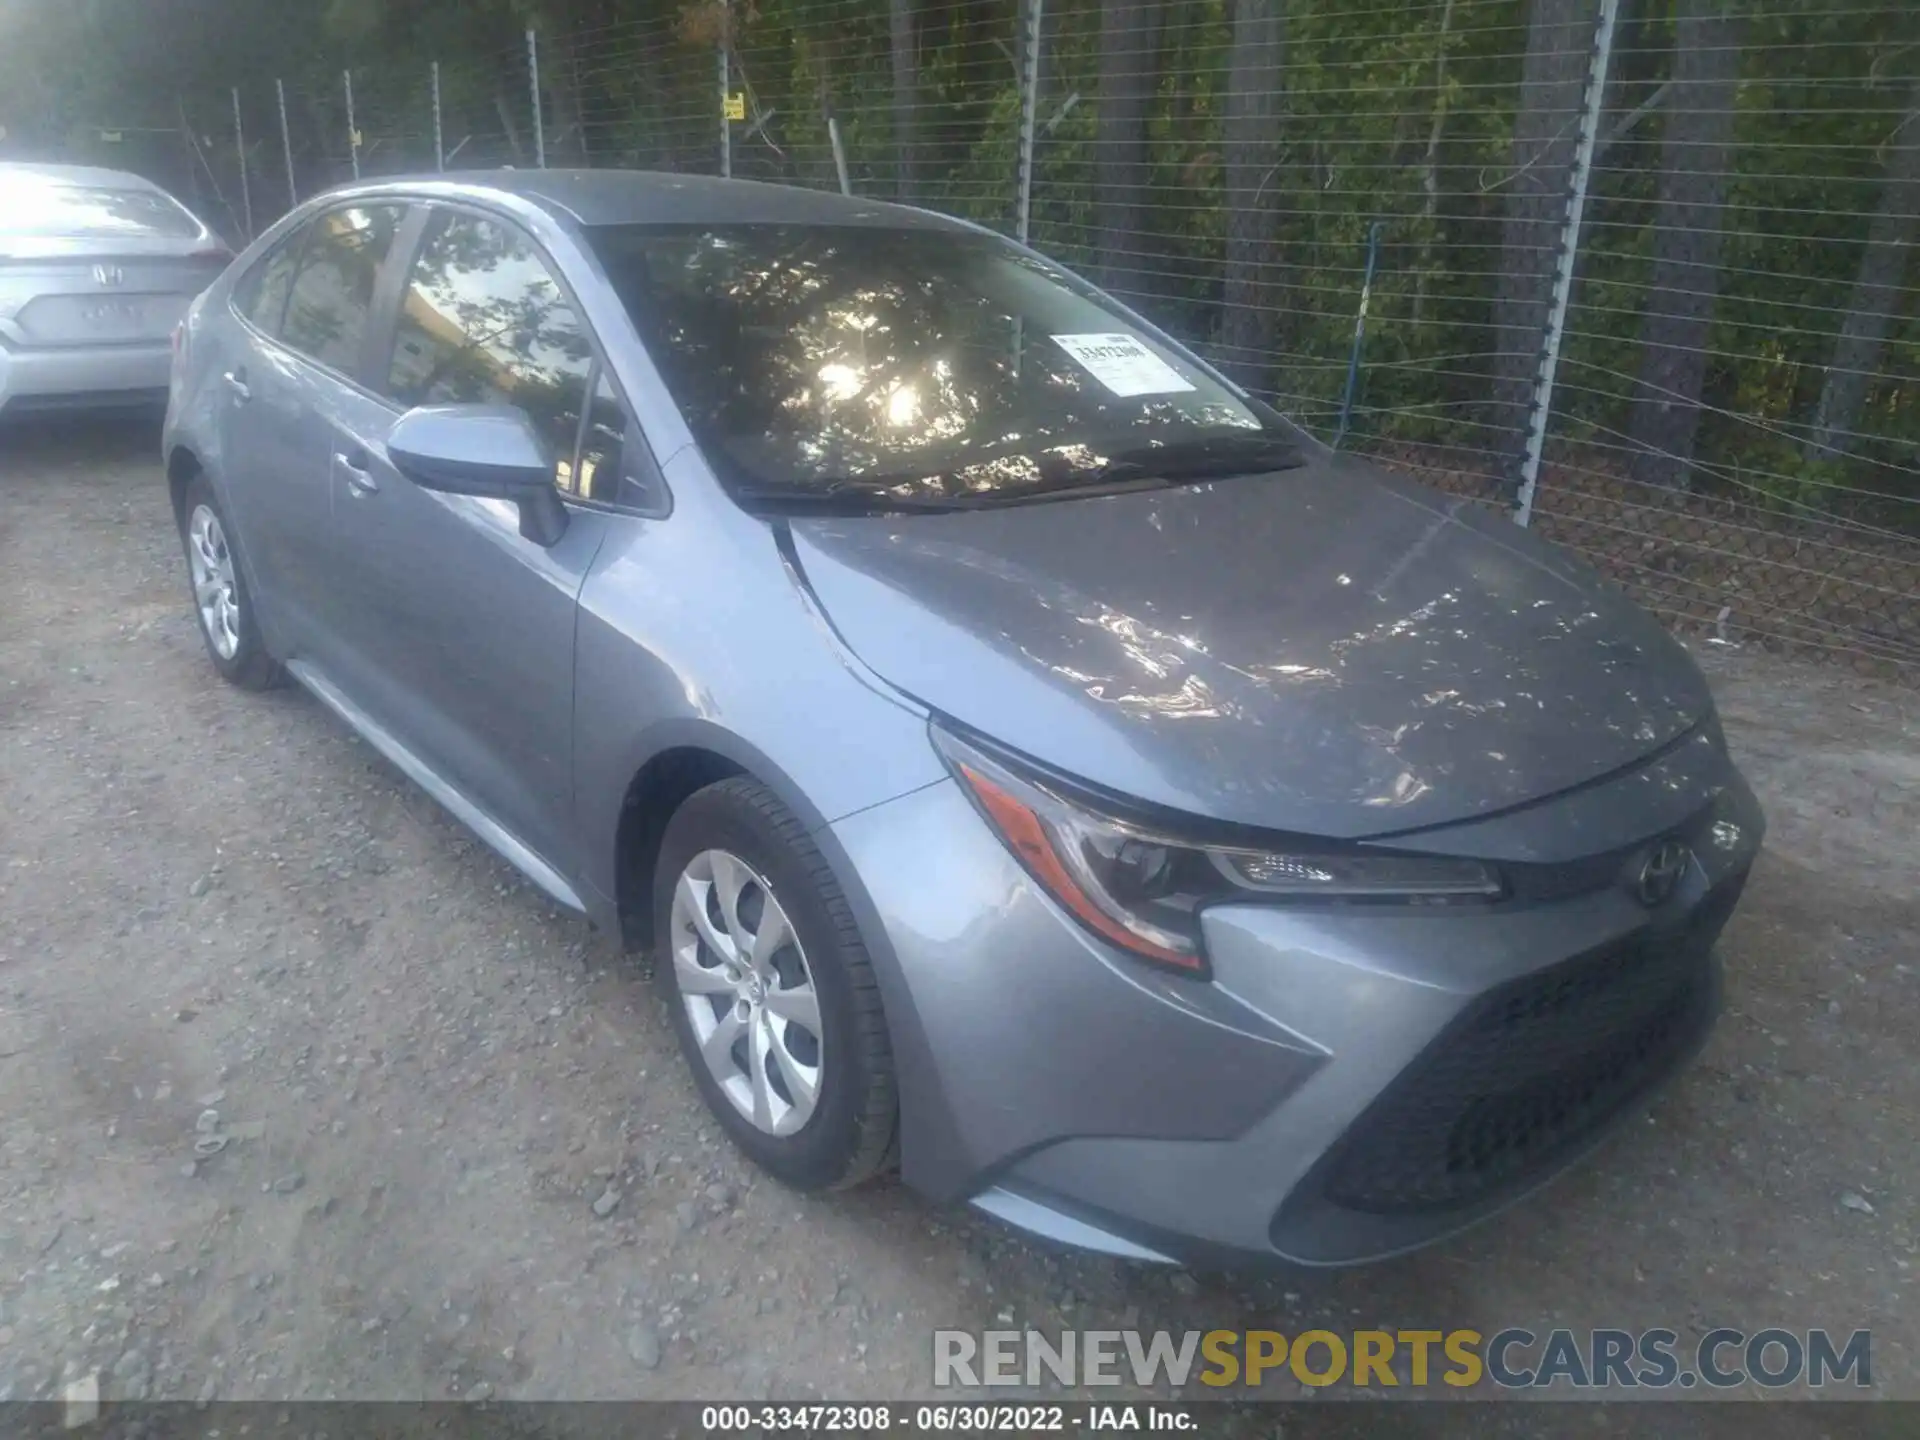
(162, 170, 1764, 1266)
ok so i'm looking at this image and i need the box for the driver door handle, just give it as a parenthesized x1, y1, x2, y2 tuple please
(333, 448, 378, 497)
(223, 370, 250, 402)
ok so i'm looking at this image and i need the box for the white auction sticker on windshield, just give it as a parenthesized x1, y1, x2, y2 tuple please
(1051, 333, 1196, 397)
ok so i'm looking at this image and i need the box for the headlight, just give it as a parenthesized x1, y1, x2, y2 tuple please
(933, 727, 1503, 975)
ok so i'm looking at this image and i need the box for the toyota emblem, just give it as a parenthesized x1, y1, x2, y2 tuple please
(1635, 838, 1691, 908)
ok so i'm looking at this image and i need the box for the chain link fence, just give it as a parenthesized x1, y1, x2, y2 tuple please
(66, 0, 1920, 677)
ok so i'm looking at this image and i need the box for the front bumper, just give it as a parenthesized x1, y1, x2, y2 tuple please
(830, 745, 1764, 1268)
(0, 340, 171, 415)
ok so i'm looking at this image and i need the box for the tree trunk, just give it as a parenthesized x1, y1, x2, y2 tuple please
(1489, 0, 1591, 458)
(495, 93, 527, 167)
(1097, 0, 1168, 301)
(1410, 0, 1457, 326)
(1218, 0, 1286, 391)
(1626, 0, 1742, 491)
(1805, 77, 1920, 461)
(890, 0, 919, 201)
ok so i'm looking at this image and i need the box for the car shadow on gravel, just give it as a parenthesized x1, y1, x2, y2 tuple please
(2, 410, 165, 467)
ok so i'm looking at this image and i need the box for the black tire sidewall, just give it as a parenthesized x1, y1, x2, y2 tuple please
(653, 781, 887, 1191)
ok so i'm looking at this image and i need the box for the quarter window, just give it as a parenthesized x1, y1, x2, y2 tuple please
(233, 233, 306, 337)
(561, 372, 628, 505)
(385, 211, 596, 490)
(279, 204, 407, 375)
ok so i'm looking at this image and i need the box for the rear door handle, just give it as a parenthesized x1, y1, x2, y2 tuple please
(333, 448, 378, 497)
(223, 370, 250, 402)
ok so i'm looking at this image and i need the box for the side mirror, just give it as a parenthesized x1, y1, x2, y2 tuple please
(385, 404, 568, 546)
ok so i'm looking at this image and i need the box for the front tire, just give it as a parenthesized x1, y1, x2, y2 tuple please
(654, 777, 898, 1190)
(178, 474, 284, 691)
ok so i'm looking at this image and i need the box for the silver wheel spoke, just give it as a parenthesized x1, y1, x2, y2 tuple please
(675, 872, 737, 964)
(194, 576, 223, 605)
(700, 1006, 747, 1076)
(748, 1016, 777, 1131)
(763, 982, 820, 1036)
(673, 946, 734, 996)
(766, 1023, 820, 1128)
(708, 851, 752, 952)
(749, 901, 793, 970)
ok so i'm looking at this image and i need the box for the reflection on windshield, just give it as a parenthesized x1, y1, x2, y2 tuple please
(588, 223, 1276, 505)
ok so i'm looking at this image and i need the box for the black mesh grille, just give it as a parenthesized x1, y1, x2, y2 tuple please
(1322, 875, 1744, 1215)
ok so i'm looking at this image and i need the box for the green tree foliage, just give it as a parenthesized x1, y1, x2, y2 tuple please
(3, 0, 1914, 528)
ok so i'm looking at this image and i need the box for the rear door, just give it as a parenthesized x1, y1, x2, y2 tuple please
(320, 206, 627, 878)
(216, 202, 411, 666)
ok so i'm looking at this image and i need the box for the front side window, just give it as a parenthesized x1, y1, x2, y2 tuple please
(384, 210, 596, 488)
(584, 222, 1285, 508)
(280, 203, 407, 375)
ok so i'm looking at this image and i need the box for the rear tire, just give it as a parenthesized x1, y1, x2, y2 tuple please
(654, 777, 898, 1190)
(178, 474, 284, 692)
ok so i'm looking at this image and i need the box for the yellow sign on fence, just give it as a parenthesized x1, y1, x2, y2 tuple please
(724, 92, 746, 122)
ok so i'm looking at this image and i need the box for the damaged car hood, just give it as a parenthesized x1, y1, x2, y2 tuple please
(785, 456, 1715, 839)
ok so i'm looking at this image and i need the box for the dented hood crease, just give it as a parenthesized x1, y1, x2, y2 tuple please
(785, 459, 1714, 839)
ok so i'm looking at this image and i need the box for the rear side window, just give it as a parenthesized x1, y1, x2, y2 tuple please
(232, 233, 306, 337)
(0, 179, 201, 239)
(384, 210, 596, 488)
(280, 204, 407, 375)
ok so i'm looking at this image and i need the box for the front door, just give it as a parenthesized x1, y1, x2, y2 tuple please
(320, 206, 622, 882)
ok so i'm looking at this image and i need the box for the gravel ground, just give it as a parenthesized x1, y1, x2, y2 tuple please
(2, 417, 1916, 1424)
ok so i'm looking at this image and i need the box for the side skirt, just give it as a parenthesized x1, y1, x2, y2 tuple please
(285, 658, 588, 916)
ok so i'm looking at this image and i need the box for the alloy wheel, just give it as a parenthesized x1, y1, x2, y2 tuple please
(186, 504, 240, 660)
(670, 848, 826, 1137)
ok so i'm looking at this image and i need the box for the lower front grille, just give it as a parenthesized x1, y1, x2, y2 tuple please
(1321, 876, 1743, 1215)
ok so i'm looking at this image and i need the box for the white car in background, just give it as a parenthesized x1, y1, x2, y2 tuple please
(0, 162, 229, 418)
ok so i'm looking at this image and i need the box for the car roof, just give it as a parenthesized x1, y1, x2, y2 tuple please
(336, 168, 978, 234)
(0, 161, 168, 192)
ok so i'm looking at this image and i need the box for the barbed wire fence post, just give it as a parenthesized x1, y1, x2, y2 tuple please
(344, 70, 361, 180)
(275, 79, 296, 209)
(1335, 220, 1388, 451)
(827, 118, 851, 195)
(718, 10, 731, 179)
(1511, 0, 1620, 530)
(527, 30, 547, 168)
(432, 61, 444, 172)
(229, 88, 253, 241)
(1015, 0, 1044, 246)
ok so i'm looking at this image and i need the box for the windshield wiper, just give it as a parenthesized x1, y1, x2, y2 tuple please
(915, 434, 1309, 509)
(734, 434, 1307, 516)
(1090, 431, 1307, 484)
(731, 482, 972, 515)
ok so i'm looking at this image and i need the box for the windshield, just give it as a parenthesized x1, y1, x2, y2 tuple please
(586, 222, 1291, 505)
(0, 178, 203, 239)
